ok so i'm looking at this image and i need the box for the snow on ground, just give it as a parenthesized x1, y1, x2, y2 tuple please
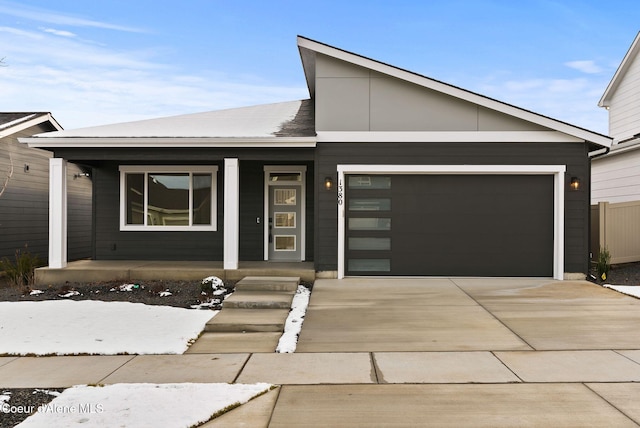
(0, 300, 216, 355)
(601, 284, 640, 299)
(276, 285, 311, 353)
(16, 383, 272, 428)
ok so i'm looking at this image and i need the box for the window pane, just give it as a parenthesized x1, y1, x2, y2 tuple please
(193, 174, 212, 225)
(348, 259, 391, 272)
(274, 189, 296, 205)
(275, 236, 296, 250)
(148, 173, 189, 226)
(349, 237, 391, 251)
(269, 172, 301, 182)
(126, 173, 144, 225)
(275, 212, 295, 228)
(349, 198, 391, 211)
(348, 217, 391, 231)
(348, 176, 391, 189)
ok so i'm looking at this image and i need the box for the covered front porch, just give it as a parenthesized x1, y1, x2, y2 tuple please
(34, 260, 316, 285)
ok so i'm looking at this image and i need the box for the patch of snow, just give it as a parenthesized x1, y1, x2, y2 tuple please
(1, 391, 10, 405)
(57, 290, 79, 298)
(17, 383, 272, 428)
(276, 285, 311, 353)
(0, 113, 37, 130)
(190, 299, 221, 310)
(33, 389, 61, 397)
(29, 290, 44, 296)
(110, 283, 138, 292)
(159, 290, 172, 297)
(0, 300, 216, 355)
(202, 276, 225, 291)
(213, 289, 226, 296)
(602, 284, 640, 299)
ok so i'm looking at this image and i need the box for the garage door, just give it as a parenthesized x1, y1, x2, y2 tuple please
(345, 174, 554, 277)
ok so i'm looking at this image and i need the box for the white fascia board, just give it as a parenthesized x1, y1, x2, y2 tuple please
(0, 113, 62, 138)
(19, 136, 316, 148)
(336, 163, 566, 280)
(337, 164, 565, 175)
(298, 37, 612, 148)
(317, 131, 584, 143)
(599, 32, 640, 107)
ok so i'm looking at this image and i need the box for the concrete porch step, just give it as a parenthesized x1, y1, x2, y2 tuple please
(205, 309, 290, 333)
(235, 276, 300, 292)
(224, 290, 295, 309)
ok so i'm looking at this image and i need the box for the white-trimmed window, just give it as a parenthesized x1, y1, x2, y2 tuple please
(119, 166, 218, 231)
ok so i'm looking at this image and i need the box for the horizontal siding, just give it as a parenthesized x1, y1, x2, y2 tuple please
(0, 123, 92, 262)
(316, 141, 590, 274)
(592, 150, 640, 203)
(93, 164, 223, 260)
(93, 159, 314, 262)
(609, 52, 640, 139)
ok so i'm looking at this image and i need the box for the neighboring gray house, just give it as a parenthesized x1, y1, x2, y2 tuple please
(0, 113, 92, 263)
(21, 36, 611, 280)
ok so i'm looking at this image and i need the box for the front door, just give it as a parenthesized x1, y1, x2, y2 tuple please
(268, 185, 302, 261)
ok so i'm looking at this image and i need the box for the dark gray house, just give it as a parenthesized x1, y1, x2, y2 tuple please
(20, 37, 611, 280)
(1, 112, 92, 263)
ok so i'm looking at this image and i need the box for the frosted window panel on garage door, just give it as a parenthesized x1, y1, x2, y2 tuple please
(348, 217, 391, 230)
(348, 259, 391, 272)
(349, 198, 391, 211)
(348, 176, 391, 189)
(349, 237, 391, 250)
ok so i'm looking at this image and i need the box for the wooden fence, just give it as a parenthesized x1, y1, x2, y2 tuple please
(591, 201, 640, 264)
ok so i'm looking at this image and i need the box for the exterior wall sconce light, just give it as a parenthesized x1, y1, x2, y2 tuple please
(570, 176, 580, 191)
(74, 172, 90, 180)
(324, 176, 333, 190)
(23, 164, 29, 173)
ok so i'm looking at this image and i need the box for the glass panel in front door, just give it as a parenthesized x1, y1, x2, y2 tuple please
(269, 186, 302, 261)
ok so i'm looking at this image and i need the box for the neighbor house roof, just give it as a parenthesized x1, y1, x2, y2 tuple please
(298, 35, 611, 148)
(599, 31, 640, 108)
(0, 112, 62, 138)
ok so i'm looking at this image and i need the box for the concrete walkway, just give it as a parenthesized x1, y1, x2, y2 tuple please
(2, 278, 640, 426)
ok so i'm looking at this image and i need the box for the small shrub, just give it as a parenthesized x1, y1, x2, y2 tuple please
(0, 245, 42, 287)
(596, 247, 611, 281)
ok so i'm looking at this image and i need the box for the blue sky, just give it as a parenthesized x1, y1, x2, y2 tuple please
(0, 0, 637, 133)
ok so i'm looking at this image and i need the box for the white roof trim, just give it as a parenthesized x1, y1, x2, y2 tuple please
(317, 131, 584, 143)
(19, 136, 317, 148)
(599, 32, 640, 108)
(298, 36, 612, 148)
(0, 113, 62, 138)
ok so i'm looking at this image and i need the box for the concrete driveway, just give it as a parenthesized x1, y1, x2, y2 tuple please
(297, 277, 640, 352)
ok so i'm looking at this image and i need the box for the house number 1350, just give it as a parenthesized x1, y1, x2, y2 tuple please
(337, 179, 343, 205)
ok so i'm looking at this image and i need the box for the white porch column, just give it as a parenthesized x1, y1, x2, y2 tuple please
(223, 158, 239, 269)
(49, 158, 67, 268)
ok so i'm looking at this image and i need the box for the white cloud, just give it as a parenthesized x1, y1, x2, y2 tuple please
(0, 24, 307, 129)
(477, 74, 610, 134)
(0, 1, 146, 33)
(41, 27, 76, 38)
(565, 60, 603, 74)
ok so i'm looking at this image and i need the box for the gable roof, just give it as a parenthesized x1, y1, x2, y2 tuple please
(298, 35, 611, 148)
(599, 32, 640, 108)
(0, 112, 62, 138)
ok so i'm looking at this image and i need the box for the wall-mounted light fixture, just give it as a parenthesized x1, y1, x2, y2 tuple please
(73, 172, 91, 180)
(23, 164, 29, 173)
(324, 176, 333, 190)
(570, 176, 580, 191)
